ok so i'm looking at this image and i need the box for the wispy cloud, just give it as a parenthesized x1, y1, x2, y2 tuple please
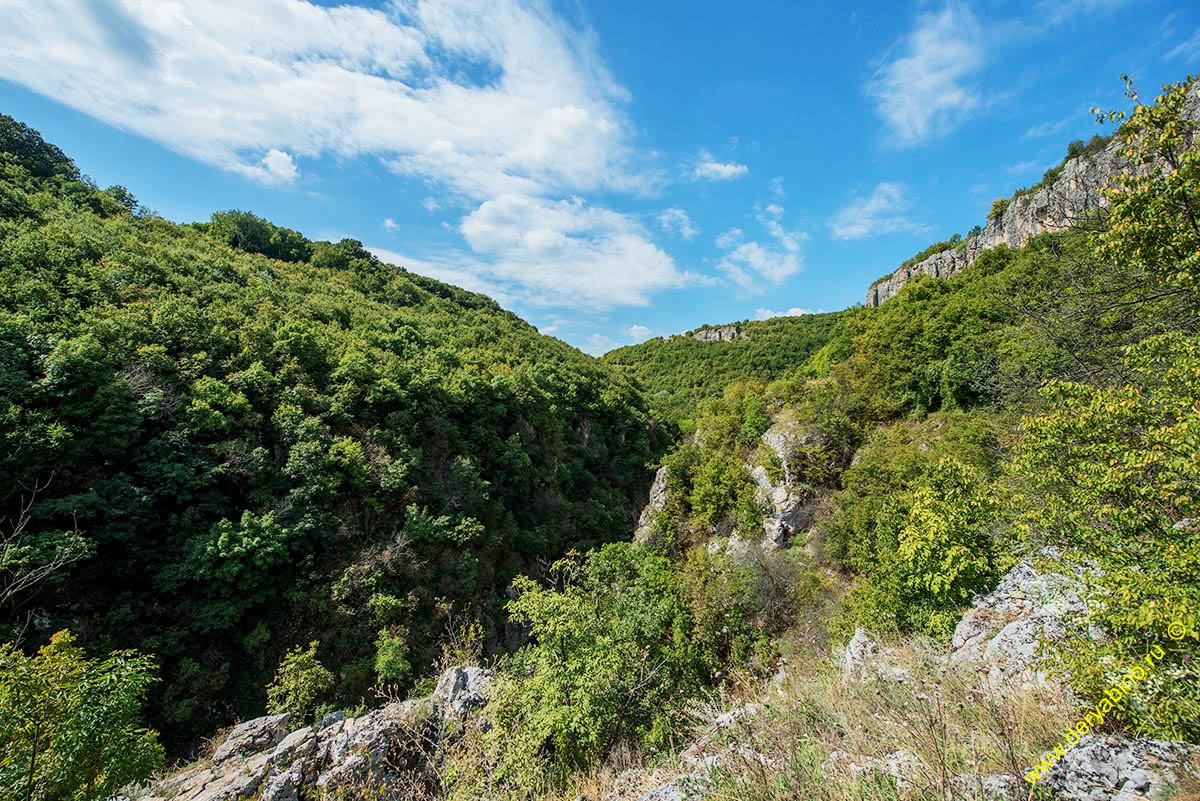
(1166, 26, 1200, 61)
(755, 307, 822, 320)
(1006, 159, 1039, 176)
(383, 217, 400, 231)
(658, 208, 698, 240)
(693, 150, 749, 180)
(1034, 0, 1133, 26)
(1023, 117, 1072, 139)
(0, 0, 694, 314)
(868, 4, 986, 147)
(829, 182, 922, 240)
(714, 203, 806, 291)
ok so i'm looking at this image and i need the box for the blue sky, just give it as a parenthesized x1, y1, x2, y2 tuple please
(1, 1, 1197, 354)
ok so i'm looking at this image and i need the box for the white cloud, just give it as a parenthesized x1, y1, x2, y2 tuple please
(715, 228, 743, 250)
(372, 193, 695, 311)
(829, 182, 922, 240)
(0, 0, 645, 199)
(623, 324, 653, 339)
(693, 150, 749, 180)
(1023, 117, 1071, 139)
(582, 333, 620, 356)
(754, 307, 822, 320)
(714, 204, 805, 291)
(658, 208, 698, 240)
(0, 0, 710, 315)
(868, 4, 986, 147)
(1166, 26, 1200, 61)
(769, 176, 786, 198)
(250, 148, 299, 184)
(383, 217, 400, 231)
(757, 205, 802, 253)
(718, 242, 801, 290)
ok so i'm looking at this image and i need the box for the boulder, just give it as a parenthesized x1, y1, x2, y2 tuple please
(211, 713, 290, 765)
(839, 628, 910, 683)
(949, 553, 1099, 687)
(431, 665, 495, 720)
(1040, 736, 1200, 800)
(841, 628, 879, 678)
(949, 773, 1023, 800)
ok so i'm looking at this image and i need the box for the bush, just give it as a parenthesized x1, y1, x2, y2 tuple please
(266, 641, 335, 723)
(1011, 332, 1200, 740)
(484, 544, 705, 786)
(0, 630, 163, 801)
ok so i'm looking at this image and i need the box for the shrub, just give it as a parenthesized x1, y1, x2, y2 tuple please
(266, 641, 335, 723)
(1010, 332, 1200, 740)
(484, 544, 705, 786)
(0, 630, 163, 801)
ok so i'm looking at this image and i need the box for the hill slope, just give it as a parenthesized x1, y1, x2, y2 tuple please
(602, 313, 843, 422)
(0, 115, 660, 747)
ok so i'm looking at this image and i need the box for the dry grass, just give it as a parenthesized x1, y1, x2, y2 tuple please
(694, 640, 1075, 801)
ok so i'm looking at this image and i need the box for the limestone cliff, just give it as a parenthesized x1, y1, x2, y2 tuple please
(866, 81, 1200, 306)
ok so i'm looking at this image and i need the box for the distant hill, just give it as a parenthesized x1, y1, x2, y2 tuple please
(602, 313, 843, 422)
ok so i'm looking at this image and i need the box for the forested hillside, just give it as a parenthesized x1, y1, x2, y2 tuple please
(0, 115, 661, 751)
(4, 76, 1200, 801)
(602, 313, 842, 423)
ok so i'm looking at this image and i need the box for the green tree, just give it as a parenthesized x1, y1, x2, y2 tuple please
(1093, 75, 1200, 288)
(485, 545, 703, 785)
(266, 641, 335, 723)
(1011, 332, 1200, 740)
(0, 630, 163, 801)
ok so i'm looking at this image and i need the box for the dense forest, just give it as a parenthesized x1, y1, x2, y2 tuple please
(0, 113, 662, 755)
(602, 313, 842, 423)
(2, 76, 1200, 801)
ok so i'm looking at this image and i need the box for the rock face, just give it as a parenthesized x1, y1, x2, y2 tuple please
(1040, 736, 1200, 801)
(866, 82, 1200, 306)
(691, 324, 746, 342)
(750, 421, 822, 548)
(210, 713, 291, 765)
(150, 665, 493, 801)
(949, 553, 1098, 687)
(633, 465, 670, 546)
(431, 665, 495, 720)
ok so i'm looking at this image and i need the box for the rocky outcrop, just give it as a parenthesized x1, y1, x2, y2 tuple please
(633, 465, 670, 546)
(210, 713, 291, 765)
(149, 665, 493, 801)
(1040, 736, 1200, 800)
(839, 627, 910, 683)
(948, 773, 1023, 800)
(949, 553, 1100, 687)
(867, 82, 1200, 306)
(431, 665, 494, 720)
(691, 325, 746, 342)
(750, 421, 823, 548)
